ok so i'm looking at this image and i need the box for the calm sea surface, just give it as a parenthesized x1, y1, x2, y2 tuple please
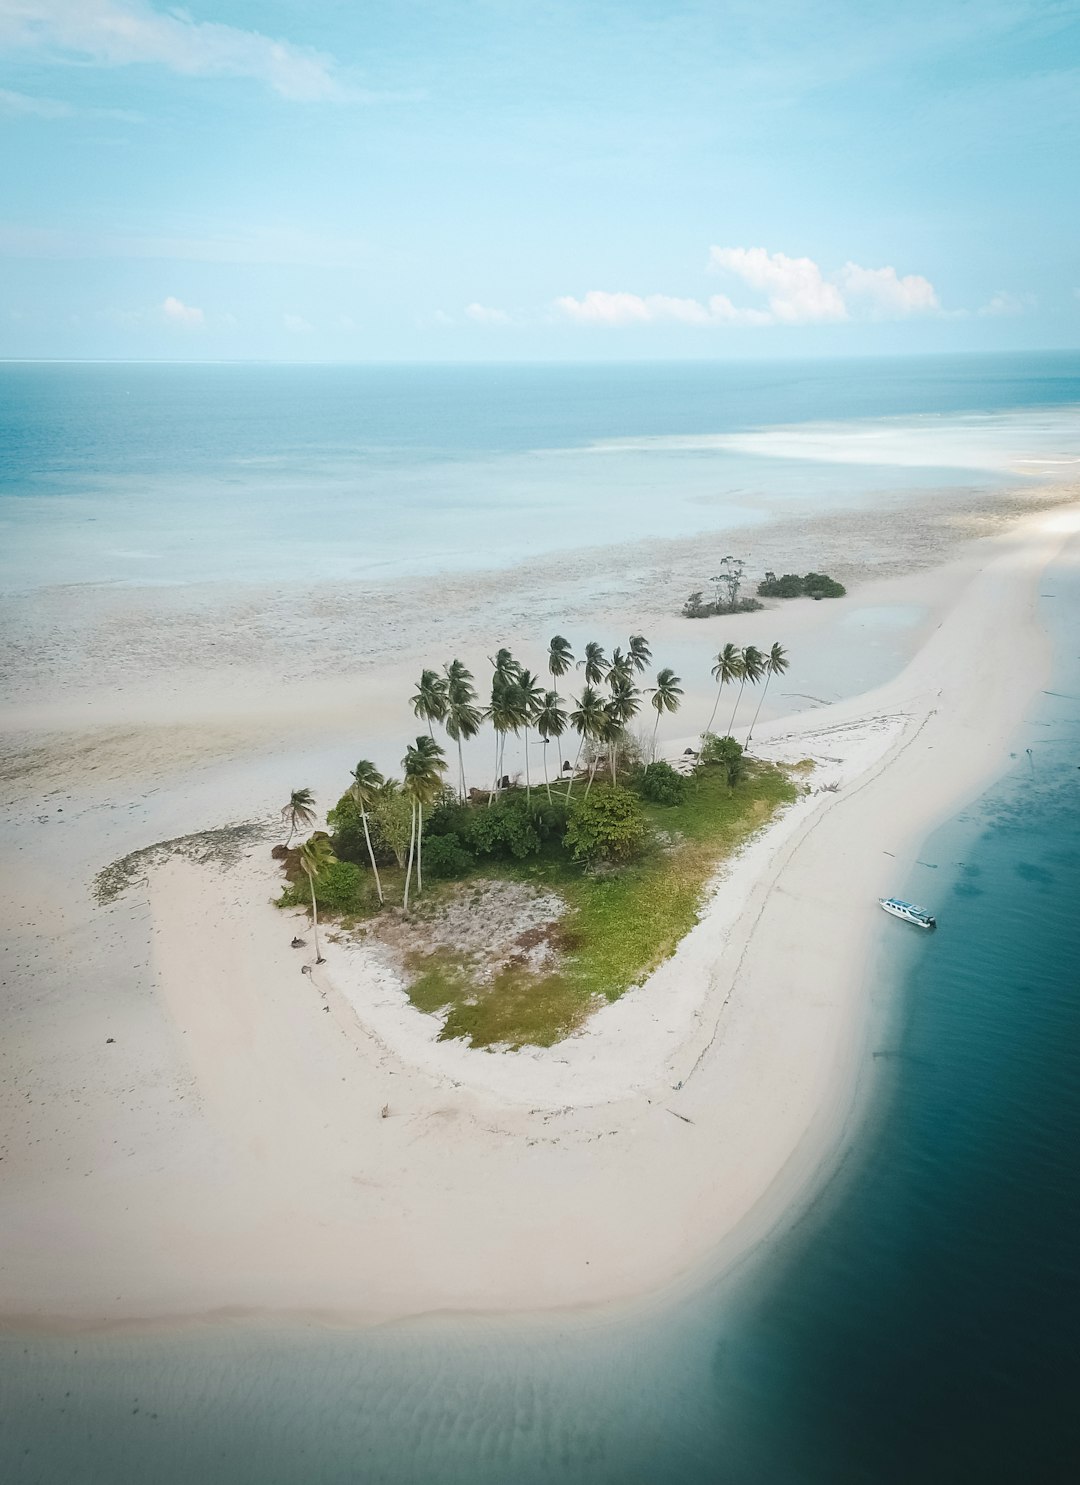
(2, 354, 1080, 591)
(2, 358, 1079, 1481)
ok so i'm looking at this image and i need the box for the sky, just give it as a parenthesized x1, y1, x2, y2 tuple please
(0, 0, 1078, 361)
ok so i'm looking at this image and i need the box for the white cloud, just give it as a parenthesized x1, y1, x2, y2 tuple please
(709, 246, 848, 323)
(464, 302, 512, 326)
(557, 246, 945, 330)
(283, 312, 313, 333)
(978, 290, 1034, 317)
(837, 261, 940, 317)
(0, 0, 359, 102)
(161, 294, 203, 325)
(0, 85, 139, 120)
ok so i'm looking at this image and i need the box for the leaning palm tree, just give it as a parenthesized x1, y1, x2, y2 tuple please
(402, 736, 448, 908)
(605, 677, 641, 782)
(706, 643, 744, 737)
(580, 641, 608, 687)
(298, 833, 335, 963)
(628, 634, 652, 675)
(568, 685, 607, 798)
(726, 644, 766, 735)
(746, 642, 790, 747)
(546, 636, 574, 772)
(535, 689, 568, 802)
(516, 667, 546, 804)
(348, 760, 385, 905)
(410, 669, 448, 739)
(281, 787, 316, 847)
(647, 667, 684, 750)
(597, 704, 625, 790)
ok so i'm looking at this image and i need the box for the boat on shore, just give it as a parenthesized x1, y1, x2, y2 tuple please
(879, 897, 936, 929)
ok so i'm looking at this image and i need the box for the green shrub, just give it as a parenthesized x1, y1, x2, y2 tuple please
(367, 784, 412, 868)
(564, 785, 646, 864)
(422, 832, 474, 879)
(463, 795, 542, 859)
(639, 760, 687, 805)
(280, 859, 366, 915)
(757, 570, 845, 599)
(699, 732, 740, 765)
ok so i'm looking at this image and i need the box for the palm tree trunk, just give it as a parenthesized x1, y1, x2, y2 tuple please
(705, 685, 723, 737)
(566, 736, 584, 800)
(361, 809, 383, 904)
(585, 756, 598, 799)
(524, 724, 531, 804)
(727, 679, 746, 736)
(746, 672, 772, 747)
(490, 731, 500, 805)
(542, 740, 552, 803)
(308, 871, 323, 963)
(457, 737, 467, 802)
(403, 802, 416, 911)
(417, 803, 424, 894)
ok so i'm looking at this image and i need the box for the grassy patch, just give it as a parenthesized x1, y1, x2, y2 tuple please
(403, 761, 800, 1050)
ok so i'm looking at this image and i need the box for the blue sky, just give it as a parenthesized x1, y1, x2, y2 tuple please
(1, 0, 1078, 360)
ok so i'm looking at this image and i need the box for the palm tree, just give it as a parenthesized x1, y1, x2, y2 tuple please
(727, 644, 765, 735)
(605, 677, 641, 782)
(535, 690, 568, 802)
(628, 634, 652, 675)
(547, 635, 574, 773)
(706, 643, 743, 737)
(443, 659, 481, 800)
(607, 646, 632, 688)
(516, 667, 546, 804)
(348, 760, 385, 905)
(402, 736, 448, 909)
(568, 685, 606, 798)
(298, 833, 335, 963)
(580, 641, 608, 687)
(488, 673, 527, 802)
(410, 669, 448, 739)
(281, 787, 316, 847)
(597, 704, 625, 789)
(746, 642, 790, 747)
(647, 667, 684, 750)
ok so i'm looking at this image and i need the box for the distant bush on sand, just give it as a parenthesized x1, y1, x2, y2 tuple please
(756, 570, 846, 600)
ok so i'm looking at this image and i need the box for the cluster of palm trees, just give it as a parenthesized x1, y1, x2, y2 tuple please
(704, 641, 789, 744)
(279, 635, 791, 931)
(409, 634, 684, 804)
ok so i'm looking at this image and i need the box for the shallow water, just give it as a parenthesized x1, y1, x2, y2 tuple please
(3, 355, 1080, 592)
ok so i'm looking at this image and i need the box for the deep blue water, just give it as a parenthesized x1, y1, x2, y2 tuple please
(2, 354, 1079, 590)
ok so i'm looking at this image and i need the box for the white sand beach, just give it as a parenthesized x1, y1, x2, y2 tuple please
(1, 495, 1077, 1330)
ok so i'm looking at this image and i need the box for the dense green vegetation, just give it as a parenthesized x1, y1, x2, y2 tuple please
(756, 570, 847, 599)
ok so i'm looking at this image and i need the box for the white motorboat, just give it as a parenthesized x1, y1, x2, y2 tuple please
(879, 897, 936, 929)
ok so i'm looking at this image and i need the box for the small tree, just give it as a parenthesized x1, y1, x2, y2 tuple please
(699, 734, 746, 792)
(298, 833, 335, 963)
(564, 785, 646, 864)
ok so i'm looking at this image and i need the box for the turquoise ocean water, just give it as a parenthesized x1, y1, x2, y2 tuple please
(2, 356, 1079, 1480)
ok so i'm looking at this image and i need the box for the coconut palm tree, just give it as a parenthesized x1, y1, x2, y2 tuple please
(402, 736, 448, 909)
(535, 690, 568, 802)
(607, 646, 632, 688)
(605, 677, 641, 782)
(348, 760, 385, 905)
(580, 641, 608, 687)
(410, 669, 448, 739)
(546, 635, 574, 773)
(628, 634, 652, 675)
(726, 644, 765, 735)
(568, 685, 606, 799)
(516, 667, 546, 804)
(488, 672, 527, 802)
(443, 659, 481, 800)
(597, 704, 625, 789)
(706, 643, 744, 737)
(298, 833, 335, 963)
(281, 787, 316, 847)
(647, 667, 684, 750)
(746, 642, 790, 747)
